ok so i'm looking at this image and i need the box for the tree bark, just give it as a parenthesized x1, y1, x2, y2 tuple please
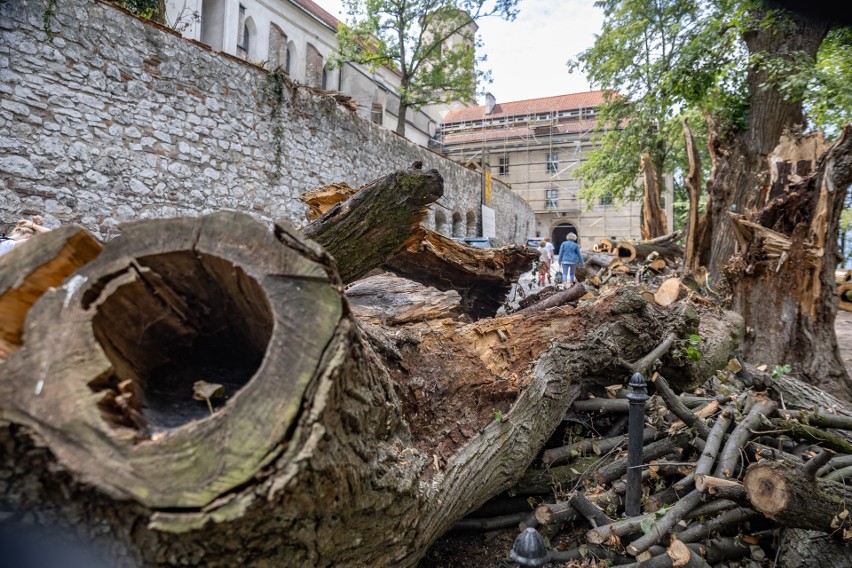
(744, 461, 852, 537)
(682, 119, 704, 276)
(0, 207, 742, 567)
(725, 127, 852, 399)
(689, 11, 845, 397)
(641, 150, 668, 240)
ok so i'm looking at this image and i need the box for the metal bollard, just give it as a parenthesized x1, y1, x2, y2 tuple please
(625, 372, 648, 517)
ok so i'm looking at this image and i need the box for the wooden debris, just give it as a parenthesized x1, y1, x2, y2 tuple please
(655, 278, 682, 306)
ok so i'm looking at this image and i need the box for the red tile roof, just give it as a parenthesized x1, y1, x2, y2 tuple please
(439, 118, 601, 145)
(443, 90, 610, 124)
(291, 0, 340, 31)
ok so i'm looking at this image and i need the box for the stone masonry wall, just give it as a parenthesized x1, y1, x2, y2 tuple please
(0, 0, 534, 244)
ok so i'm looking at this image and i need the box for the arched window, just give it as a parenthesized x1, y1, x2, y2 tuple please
(465, 210, 476, 236)
(306, 43, 323, 89)
(269, 24, 288, 72)
(237, 11, 256, 59)
(452, 212, 464, 238)
(286, 41, 296, 76)
(434, 210, 448, 236)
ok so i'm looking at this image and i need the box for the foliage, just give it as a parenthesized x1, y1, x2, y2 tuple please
(673, 334, 702, 363)
(569, 0, 848, 207)
(771, 363, 792, 380)
(568, 0, 744, 204)
(333, 0, 519, 135)
(110, 0, 164, 21)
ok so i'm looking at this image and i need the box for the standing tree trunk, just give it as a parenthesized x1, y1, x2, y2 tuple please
(641, 150, 668, 240)
(689, 10, 848, 397)
(726, 128, 852, 398)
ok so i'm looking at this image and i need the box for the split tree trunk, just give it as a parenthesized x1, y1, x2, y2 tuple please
(0, 168, 744, 567)
(726, 127, 852, 398)
(686, 11, 847, 398)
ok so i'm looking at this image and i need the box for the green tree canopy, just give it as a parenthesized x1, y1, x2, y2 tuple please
(570, 0, 848, 208)
(334, 0, 520, 136)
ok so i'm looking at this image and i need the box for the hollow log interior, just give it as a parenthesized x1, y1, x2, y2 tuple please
(87, 251, 273, 432)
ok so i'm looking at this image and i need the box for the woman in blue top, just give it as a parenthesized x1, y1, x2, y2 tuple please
(557, 232, 584, 286)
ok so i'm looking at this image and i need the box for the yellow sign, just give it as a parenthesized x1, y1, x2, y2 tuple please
(484, 170, 492, 205)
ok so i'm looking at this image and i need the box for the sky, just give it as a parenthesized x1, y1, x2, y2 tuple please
(312, 0, 604, 106)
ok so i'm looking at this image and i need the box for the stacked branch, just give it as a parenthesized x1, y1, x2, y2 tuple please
(451, 348, 852, 568)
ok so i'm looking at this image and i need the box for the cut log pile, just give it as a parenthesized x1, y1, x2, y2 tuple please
(451, 355, 852, 567)
(0, 162, 849, 568)
(587, 232, 684, 294)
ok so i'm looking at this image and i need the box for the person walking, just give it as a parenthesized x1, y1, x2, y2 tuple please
(557, 232, 584, 287)
(536, 241, 550, 286)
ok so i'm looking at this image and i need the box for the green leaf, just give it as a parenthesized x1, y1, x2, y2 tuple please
(639, 516, 655, 534)
(494, 411, 503, 422)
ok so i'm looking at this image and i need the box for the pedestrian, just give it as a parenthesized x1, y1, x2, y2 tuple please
(537, 241, 550, 286)
(0, 215, 52, 257)
(557, 232, 584, 287)
(544, 237, 555, 281)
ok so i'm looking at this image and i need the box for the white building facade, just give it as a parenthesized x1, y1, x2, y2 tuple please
(166, 0, 445, 146)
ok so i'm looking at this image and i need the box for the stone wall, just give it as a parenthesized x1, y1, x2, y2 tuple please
(0, 0, 534, 244)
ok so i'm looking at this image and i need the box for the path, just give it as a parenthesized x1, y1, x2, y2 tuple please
(837, 309, 852, 377)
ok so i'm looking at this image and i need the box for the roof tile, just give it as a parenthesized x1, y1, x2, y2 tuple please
(443, 90, 610, 124)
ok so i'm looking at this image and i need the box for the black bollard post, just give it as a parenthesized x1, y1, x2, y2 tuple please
(625, 372, 648, 517)
(508, 527, 552, 566)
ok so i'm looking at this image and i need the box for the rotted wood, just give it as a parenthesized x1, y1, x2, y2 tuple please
(299, 181, 359, 221)
(300, 165, 444, 283)
(0, 225, 102, 361)
(345, 273, 463, 325)
(744, 461, 852, 537)
(383, 227, 538, 318)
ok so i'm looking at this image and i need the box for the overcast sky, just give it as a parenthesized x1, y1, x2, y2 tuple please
(313, 0, 604, 105)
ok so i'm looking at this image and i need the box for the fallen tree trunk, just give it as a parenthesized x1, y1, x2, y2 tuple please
(0, 225, 102, 361)
(300, 164, 538, 318)
(0, 199, 742, 565)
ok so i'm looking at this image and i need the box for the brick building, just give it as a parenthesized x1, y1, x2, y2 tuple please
(434, 91, 673, 248)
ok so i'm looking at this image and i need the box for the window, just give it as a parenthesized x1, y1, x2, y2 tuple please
(269, 24, 288, 72)
(371, 103, 383, 125)
(237, 6, 248, 56)
(498, 156, 509, 175)
(545, 188, 558, 209)
(546, 151, 559, 173)
(600, 192, 613, 206)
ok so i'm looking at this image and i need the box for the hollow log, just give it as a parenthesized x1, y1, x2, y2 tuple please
(0, 207, 745, 567)
(744, 461, 852, 537)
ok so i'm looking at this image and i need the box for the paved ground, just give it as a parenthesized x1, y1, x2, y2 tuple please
(837, 309, 852, 376)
